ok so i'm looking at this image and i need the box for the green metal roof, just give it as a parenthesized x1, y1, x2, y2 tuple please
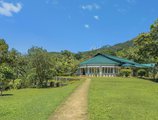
(105, 54, 137, 64)
(122, 63, 136, 67)
(80, 53, 154, 68)
(141, 64, 155, 68)
(80, 54, 120, 66)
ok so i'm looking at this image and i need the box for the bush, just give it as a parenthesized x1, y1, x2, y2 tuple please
(26, 72, 38, 87)
(120, 69, 132, 77)
(137, 69, 147, 77)
(9, 79, 23, 89)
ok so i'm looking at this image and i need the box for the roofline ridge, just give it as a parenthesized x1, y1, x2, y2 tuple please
(103, 54, 123, 64)
(94, 53, 122, 64)
(95, 53, 137, 65)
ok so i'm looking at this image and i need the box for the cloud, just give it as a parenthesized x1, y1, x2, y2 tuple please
(81, 3, 101, 11)
(113, 3, 128, 14)
(0, 0, 22, 17)
(126, 0, 136, 4)
(84, 24, 90, 29)
(46, 0, 59, 5)
(46, 0, 50, 4)
(94, 15, 99, 20)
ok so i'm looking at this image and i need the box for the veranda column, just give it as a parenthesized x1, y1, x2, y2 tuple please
(99, 66, 102, 77)
(112, 67, 115, 77)
(87, 67, 90, 76)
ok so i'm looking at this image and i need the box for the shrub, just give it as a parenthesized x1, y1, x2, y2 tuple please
(9, 79, 23, 89)
(137, 69, 147, 78)
(26, 72, 38, 87)
(120, 69, 132, 77)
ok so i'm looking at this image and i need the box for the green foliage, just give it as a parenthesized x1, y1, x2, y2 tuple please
(27, 47, 53, 87)
(0, 64, 14, 95)
(0, 39, 9, 62)
(7, 49, 28, 78)
(117, 47, 139, 62)
(0, 64, 14, 80)
(79, 40, 134, 59)
(1, 39, 80, 89)
(134, 33, 154, 62)
(137, 69, 147, 77)
(9, 79, 23, 89)
(120, 69, 132, 77)
(116, 19, 158, 79)
(89, 77, 158, 120)
(55, 50, 79, 76)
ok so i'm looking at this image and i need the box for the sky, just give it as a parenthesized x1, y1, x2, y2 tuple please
(0, 0, 158, 53)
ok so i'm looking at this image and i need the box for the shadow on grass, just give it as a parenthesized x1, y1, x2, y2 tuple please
(138, 77, 158, 83)
(0, 94, 13, 96)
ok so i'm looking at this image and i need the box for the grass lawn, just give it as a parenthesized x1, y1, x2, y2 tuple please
(0, 80, 82, 120)
(88, 77, 158, 120)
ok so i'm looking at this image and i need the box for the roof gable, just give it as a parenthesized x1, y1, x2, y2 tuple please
(80, 53, 153, 68)
(103, 54, 136, 64)
(80, 54, 120, 66)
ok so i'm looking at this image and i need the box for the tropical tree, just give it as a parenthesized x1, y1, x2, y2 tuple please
(0, 63, 14, 96)
(131, 21, 158, 79)
(0, 39, 9, 63)
(27, 47, 52, 87)
(58, 50, 79, 76)
(7, 49, 28, 79)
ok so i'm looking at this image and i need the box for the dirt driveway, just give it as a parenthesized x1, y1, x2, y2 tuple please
(49, 79, 91, 120)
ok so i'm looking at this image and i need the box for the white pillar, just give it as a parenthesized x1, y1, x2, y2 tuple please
(87, 67, 90, 76)
(99, 66, 102, 77)
(113, 67, 115, 74)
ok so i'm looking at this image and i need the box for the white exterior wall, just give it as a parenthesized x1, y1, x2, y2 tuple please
(79, 65, 120, 77)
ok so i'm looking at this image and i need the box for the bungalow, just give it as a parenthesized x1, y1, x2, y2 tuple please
(78, 53, 154, 77)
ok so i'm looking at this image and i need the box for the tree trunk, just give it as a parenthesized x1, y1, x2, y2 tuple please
(0, 89, 2, 96)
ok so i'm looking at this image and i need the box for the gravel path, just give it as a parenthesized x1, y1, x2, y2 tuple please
(49, 79, 91, 120)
